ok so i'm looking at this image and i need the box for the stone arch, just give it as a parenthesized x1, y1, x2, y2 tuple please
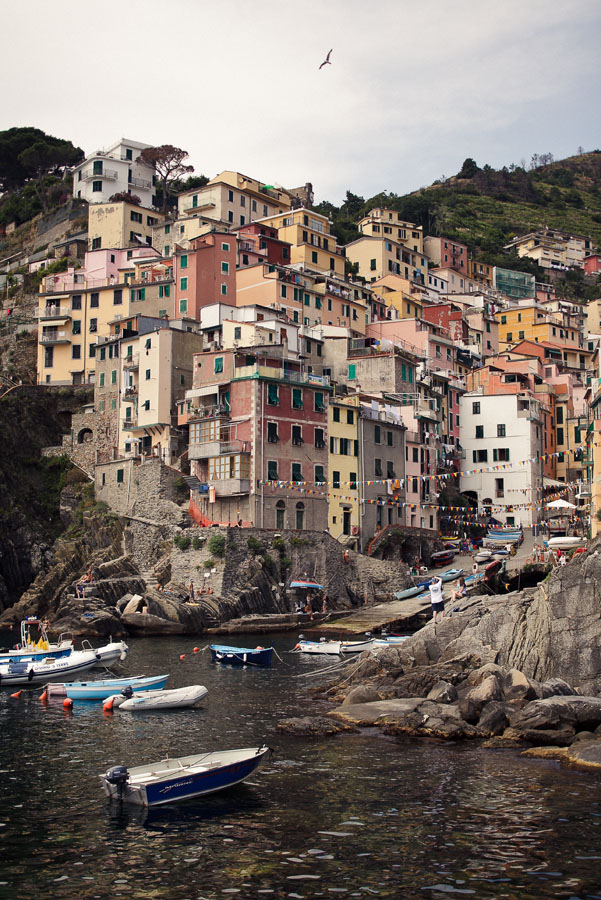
(77, 427, 94, 444)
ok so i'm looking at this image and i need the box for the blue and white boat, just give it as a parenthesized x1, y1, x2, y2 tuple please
(0, 649, 104, 687)
(394, 584, 425, 600)
(439, 567, 464, 583)
(0, 617, 73, 663)
(373, 635, 410, 647)
(210, 645, 273, 667)
(45, 673, 169, 701)
(100, 746, 271, 806)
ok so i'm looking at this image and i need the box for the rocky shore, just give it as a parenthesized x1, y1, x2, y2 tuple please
(278, 544, 601, 773)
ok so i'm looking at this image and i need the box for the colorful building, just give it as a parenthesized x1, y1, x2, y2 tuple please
(72, 138, 155, 207)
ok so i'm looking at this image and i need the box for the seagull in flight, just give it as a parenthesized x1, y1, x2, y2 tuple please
(319, 49, 333, 70)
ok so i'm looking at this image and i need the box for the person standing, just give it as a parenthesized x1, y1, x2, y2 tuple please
(429, 576, 445, 624)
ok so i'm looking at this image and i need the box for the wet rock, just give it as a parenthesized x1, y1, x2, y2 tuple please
(573, 730, 597, 742)
(503, 725, 576, 746)
(539, 678, 579, 698)
(329, 698, 422, 727)
(465, 674, 503, 711)
(426, 680, 458, 704)
(510, 696, 601, 734)
(277, 716, 358, 736)
(342, 685, 381, 706)
(477, 701, 513, 736)
(564, 739, 601, 771)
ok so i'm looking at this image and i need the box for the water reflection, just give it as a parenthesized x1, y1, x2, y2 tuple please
(0, 634, 600, 899)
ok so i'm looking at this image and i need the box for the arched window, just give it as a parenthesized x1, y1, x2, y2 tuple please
(77, 428, 93, 444)
(276, 500, 285, 530)
(295, 501, 305, 531)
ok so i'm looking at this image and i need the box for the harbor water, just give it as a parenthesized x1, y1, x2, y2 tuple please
(1, 633, 601, 899)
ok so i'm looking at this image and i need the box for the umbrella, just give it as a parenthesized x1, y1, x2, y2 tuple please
(546, 499, 577, 509)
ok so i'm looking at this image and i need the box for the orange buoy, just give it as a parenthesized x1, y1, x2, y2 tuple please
(39, 690, 48, 702)
(103, 697, 114, 712)
(193, 647, 200, 653)
(256, 646, 264, 650)
(10, 690, 22, 699)
(179, 654, 186, 660)
(294, 643, 301, 650)
(63, 698, 73, 709)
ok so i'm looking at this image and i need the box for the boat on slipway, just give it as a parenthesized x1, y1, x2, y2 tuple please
(209, 645, 273, 667)
(547, 536, 588, 551)
(100, 746, 271, 807)
(104, 684, 208, 712)
(45, 673, 169, 701)
(340, 638, 374, 654)
(439, 568, 464, 583)
(373, 635, 410, 647)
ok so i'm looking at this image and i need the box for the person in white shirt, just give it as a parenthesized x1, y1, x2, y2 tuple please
(429, 576, 445, 624)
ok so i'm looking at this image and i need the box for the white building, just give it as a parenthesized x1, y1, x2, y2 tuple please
(72, 139, 156, 208)
(459, 391, 544, 528)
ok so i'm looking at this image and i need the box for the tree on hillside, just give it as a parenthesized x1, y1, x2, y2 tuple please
(0, 127, 82, 193)
(457, 158, 479, 179)
(137, 145, 194, 213)
(18, 139, 83, 213)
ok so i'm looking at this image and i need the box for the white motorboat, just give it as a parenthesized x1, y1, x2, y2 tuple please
(340, 638, 375, 654)
(104, 684, 208, 712)
(547, 536, 587, 551)
(294, 639, 342, 655)
(0, 649, 103, 687)
(0, 617, 73, 664)
(84, 640, 129, 666)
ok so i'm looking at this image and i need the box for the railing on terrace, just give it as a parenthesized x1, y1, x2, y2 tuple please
(39, 306, 71, 318)
(130, 176, 152, 190)
(82, 168, 118, 181)
(232, 363, 330, 386)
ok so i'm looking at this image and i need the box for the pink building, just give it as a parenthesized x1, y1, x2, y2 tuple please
(173, 232, 237, 321)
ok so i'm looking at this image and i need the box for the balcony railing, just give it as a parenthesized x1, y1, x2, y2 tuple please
(40, 332, 70, 344)
(233, 363, 330, 387)
(123, 354, 139, 369)
(130, 176, 152, 190)
(39, 306, 71, 320)
(82, 168, 118, 182)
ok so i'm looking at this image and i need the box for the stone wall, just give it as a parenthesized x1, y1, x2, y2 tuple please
(96, 457, 187, 524)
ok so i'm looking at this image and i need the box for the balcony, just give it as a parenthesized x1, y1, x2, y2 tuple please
(82, 167, 118, 182)
(123, 386, 138, 398)
(39, 306, 71, 321)
(130, 176, 152, 190)
(232, 363, 330, 387)
(123, 354, 139, 369)
(213, 478, 250, 497)
(189, 439, 245, 460)
(40, 331, 70, 344)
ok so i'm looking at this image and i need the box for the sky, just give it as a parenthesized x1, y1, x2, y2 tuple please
(1, 0, 600, 206)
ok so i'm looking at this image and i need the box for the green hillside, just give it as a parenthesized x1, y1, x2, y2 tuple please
(316, 152, 601, 293)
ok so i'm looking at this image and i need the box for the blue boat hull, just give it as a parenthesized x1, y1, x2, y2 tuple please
(144, 752, 267, 806)
(0, 647, 72, 664)
(210, 646, 273, 667)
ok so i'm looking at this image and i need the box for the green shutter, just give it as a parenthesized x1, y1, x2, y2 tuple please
(348, 364, 356, 380)
(214, 357, 224, 374)
(268, 383, 279, 404)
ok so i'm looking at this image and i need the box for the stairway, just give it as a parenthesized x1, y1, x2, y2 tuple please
(181, 474, 202, 491)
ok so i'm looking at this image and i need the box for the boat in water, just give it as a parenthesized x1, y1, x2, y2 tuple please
(104, 684, 208, 711)
(100, 745, 271, 807)
(294, 639, 342, 655)
(0, 617, 73, 664)
(373, 635, 410, 647)
(45, 673, 169, 701)
(0, 648, 111, 687)
(340, 638, 374, 654)
(209, 645, 273, 667)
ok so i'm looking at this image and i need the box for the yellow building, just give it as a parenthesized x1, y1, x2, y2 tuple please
(358, 209, 423, 253)
(495, 304, 582, 351)
(258, 209, 346, 277)
(328, 397, 360, 544)
(467, 259, 493, 285)
(504, 229, 594, 271)
(370, 275, 424, 318)
(346, 232, 427, 285)
(87, 201, 164, 251)
(176, 171, 292, 231)
(37, 251, 174, 385)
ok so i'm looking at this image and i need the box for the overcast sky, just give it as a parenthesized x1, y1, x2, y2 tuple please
(1, 0, 600, 205)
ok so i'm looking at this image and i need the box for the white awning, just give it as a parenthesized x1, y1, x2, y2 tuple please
(185, 385, 219, 400)
(543, 477, 564, 488)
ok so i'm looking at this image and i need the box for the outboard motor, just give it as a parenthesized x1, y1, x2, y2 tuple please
(105, 765, 129, 801)
(120, 686, 134, 699)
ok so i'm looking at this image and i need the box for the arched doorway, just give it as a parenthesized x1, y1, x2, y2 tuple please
(276, 500, 285, 530)
(295, 502, 305, 530)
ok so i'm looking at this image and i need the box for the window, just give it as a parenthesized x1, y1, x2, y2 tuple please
(493, 448, 510, 461)
(72, 295, 82, 310)
(332, 470, 341, 489)
(234, 326, 242, 340)
(180, 254, 188, 269)
(497, 424, 506, 437)
(413, 447, 419, 462)
(332, 407, 340, 422)
(340, 438, 351, 455)
(314, 392, 325, 412)
(143, 400, 150, 411)
(295, 501, 305, 530)
(347, 409, 354, 425)
(92, 181, 102, 192)
(375, 425, 381, 444)
(179, 298, 187, 313)
(99, 373, 105, 387)
(221, 242, 230, 252)
(267, 422, 278, 443)
(276, 500, 285, 529)
(130, 211, 142, 223)
(312, 251, 318, 264)
(387, 430, 393, 446)
(557, 427, 564, 445)
(387, 460, 396, 478)
(292, 388, 303, 410)
(556, 407, 564, 424)
(292, 425, 303, 446)
(116, 469, 124, 484)
(370, 259, 376, 271)
(164, 245, 170, 256)
(315, 465, 325, 483)
(180, 276, 188, 291)
(292, 462, 303, 482)
(71, 345, 81, 359)
(472, 449, 488, 462)
(315, 428, 325, 448)
(221, 261, 229, 274)
(214, 357, 224, 374)
(91, 237, 101, 250)
(72, 320, 81, 335)
(113, 289, 122, 305)
(90, 292, 99, 308)
(111, 369, 117, 384)
(267, 383, 279, 405)
(348, 363, 356, 380)
(374, 458, 382, 476)
(267, 460, 278, 480)
(89, 318, 97, 334)
(518, 331, 525, 340)
(472, 402, 480, 415)
(506, 332, 513, 341)
(475, 425, 484, 439)
(501, 315, 507, 324)
(99, 400, 105, 412)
